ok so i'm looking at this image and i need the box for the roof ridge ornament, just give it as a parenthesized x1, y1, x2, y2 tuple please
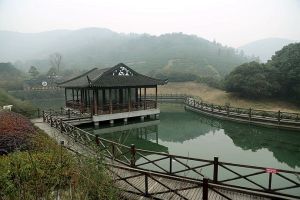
(112, 65, 133, 76)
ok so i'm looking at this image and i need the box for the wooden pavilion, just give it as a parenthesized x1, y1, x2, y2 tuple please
(58, 63, 166, 125)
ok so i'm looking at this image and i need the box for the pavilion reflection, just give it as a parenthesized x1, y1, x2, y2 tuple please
(88, 120, 168, 153)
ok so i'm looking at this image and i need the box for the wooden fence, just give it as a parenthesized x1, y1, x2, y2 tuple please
(43, 111, 300, 199)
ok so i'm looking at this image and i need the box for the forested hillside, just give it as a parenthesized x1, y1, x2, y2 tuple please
(0, 28, 255, 80)
(0, 63, 25, 90)
(225, 43, 300, 100)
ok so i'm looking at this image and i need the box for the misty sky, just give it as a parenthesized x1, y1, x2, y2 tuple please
(0, 0, 299, 47)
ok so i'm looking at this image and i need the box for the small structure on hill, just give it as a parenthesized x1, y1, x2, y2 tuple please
(23, 75, 62, 91)
(58, 63, 167, 126)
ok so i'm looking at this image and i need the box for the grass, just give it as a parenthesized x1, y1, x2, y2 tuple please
(0, 89, 37, 117)
(0, 125, 119, 200)
(149, 82, 300, 113)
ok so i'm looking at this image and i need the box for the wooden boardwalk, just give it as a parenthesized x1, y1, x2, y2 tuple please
(108, 163, 270, 200)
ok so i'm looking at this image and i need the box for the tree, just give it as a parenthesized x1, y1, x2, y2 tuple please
(225, 62, 274, 98)
(49, 53, 62, 74)
(28, 66, 39, 78)
(267, 43, 300, 98)
(47, 67, 57, 76)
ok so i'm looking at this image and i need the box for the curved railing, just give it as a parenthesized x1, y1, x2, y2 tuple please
(42, 111, 300, 199)
(147, 93, 300, 130)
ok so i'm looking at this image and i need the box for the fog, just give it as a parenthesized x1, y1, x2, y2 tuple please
(0, 0, 299, 47)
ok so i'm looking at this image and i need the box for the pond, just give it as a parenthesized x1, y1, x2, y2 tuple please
(31, 97, 300, 196)
(81, 103, 300, 196)
(83, 103, 300, 170)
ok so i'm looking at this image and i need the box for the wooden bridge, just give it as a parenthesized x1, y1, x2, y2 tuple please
(146, 94, 300, 131)
(41, 111, 300, 200)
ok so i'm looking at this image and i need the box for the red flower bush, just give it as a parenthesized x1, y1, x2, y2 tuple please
(0, 111, 35, 153)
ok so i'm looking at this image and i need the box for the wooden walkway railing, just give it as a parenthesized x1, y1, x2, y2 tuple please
(147, 93, 300, 130)
(42, 111, 300, 200)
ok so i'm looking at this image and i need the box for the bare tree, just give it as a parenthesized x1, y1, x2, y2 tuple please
(49, 53, 62, 75)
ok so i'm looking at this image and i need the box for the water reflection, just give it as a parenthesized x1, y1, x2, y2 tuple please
(194, 113, 300, 168)
(82, 103, 300, 169)
(84, 120, 168, 153)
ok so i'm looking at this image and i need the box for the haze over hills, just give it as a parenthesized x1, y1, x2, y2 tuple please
(238, 38, 295, 62)
(0, 28, 255, 79)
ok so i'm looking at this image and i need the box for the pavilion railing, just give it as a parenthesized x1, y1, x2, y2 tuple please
(43, 111, 300, 199)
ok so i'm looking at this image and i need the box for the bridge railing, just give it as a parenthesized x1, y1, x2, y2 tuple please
(42, 111, 300, 199)
(107, 163, 290, 200)
(146, 93, 300, 124)
(185, 97, 300, 126)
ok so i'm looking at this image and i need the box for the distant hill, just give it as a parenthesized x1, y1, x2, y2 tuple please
(0, 28, 254, 79)
(0, 63, 24, 90)
(239, 38, 295, 62)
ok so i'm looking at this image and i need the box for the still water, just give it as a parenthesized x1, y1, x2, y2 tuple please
(36, 98, 300, 195)
(82, 103, 300, 195)
(85, 103, 300, 171)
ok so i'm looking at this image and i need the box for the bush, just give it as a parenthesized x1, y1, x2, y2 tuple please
(0, 111, 35, 153)
(0, 118, 118, 199)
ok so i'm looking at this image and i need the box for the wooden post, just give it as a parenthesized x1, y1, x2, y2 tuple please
(213, 157, 219, 183)
(65, 88, 67, 107)
(169, 156, 172, 174)
(95, 135, 100, 146)
(211, 104, 214, 113)
(109, 89, 112, 114)
(145, 173, 149, 197)
(249, 108, 252, 120)
(72, 88, 74, 106)
(60, 118, 63, 133)
(139, 87, 142, 104)
(155, 86, 158, 108)
(76, 89, 79, 101)
(268, 173, 273, 190)
(227, 106, 230, 116)
(203, 178, 208, 200)
(50, 115, 53, 127)
(130, 144, 136, 167)
(278, 110, 281, 123)
(42, 110, 45, 122)
(93, 89, 98, 115)
(102, 89, 105, 113)
(144, 88, 146, 110)
(128, 88, 131, 111)
(112, 143, 115, 159)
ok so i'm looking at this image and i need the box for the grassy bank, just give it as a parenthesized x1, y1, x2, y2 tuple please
(0, 89, 37, 117)
(0, 111, 118, 200)
(153, 82, 300, 113)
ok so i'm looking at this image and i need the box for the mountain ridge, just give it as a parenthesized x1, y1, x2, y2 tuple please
(0, 27, 254, 78)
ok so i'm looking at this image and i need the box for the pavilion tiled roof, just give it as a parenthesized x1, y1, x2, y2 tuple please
(58, 63, 166, 88)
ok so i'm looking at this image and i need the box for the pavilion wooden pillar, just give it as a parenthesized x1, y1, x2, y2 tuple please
(135, 88, 138, 109)
(128, 88, 131, 111)
(93, 89, 98, 115)
(155, 85, 158, 108)
(102, 89, 105, 113)
(139, 88, 142, 108)
(72, 88, 74, 101)
(65, 88, 67, 107)
(144, 87, 146, 110)
(76, 89, 79, 101)
(109, 88, 112, 114)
